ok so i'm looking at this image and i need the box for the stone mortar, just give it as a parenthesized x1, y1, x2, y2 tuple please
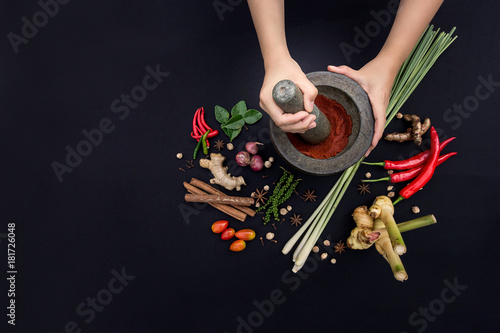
(270, 71, 374, 176)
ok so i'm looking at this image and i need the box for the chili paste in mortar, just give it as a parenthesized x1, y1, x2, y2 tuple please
(286, 94, 353, 159)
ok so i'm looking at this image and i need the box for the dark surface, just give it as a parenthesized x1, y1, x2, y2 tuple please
(1, 1, 499, 332)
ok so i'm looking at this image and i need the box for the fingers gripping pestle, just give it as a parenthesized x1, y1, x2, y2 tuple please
(272, 80, 331, 145)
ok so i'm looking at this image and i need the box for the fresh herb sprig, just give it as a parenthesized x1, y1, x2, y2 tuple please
(215, 101, 262, 141)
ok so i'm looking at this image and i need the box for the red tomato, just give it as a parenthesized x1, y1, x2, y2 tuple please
(235, 229, 256, 241)
(211, 220, 228, 234)
(221, 228, 235, 240)
(229, 239, 246, 252)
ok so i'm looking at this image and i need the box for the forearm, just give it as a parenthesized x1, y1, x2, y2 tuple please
(377, 0, 444, 74)
(247, 0, 290, 68)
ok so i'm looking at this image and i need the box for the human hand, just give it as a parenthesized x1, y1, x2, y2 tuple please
(328, 57, 397, 156)
(259, 56, 318, 133)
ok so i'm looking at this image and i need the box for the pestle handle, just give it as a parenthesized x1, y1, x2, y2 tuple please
(272, 80, 331, 145)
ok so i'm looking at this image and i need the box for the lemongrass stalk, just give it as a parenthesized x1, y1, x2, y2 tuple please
(290, 172, 347, 260)
(294, 161, 360, 267)
(397, 214, 437, 233)
(282, 174, 343, 255)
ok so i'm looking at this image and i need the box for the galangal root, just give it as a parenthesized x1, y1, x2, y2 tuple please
(384, 113, 431, 145)
(200, 153, 246, 191)
(347, 196, 407, 281)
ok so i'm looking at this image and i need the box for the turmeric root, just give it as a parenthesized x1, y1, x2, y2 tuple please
(384, 114, 431, 145)
(199, 153, 246, 191)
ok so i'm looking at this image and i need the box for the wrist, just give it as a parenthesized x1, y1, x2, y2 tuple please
(262, 47, 292, 70)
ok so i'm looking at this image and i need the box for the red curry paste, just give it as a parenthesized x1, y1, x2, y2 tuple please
(286, 94, 352, 159)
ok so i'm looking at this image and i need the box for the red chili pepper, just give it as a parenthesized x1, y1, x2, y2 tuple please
(364, 137, 455, 170)
(393, 127, 440, 204)
(200, 107, 212, 131)
(191, 130, 219, 139)
(197, 107, 209, 132)
(193, 108, 202, 136)
(364, 152, 457, 183)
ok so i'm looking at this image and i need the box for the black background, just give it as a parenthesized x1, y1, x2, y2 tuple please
(1, 0, 499, 332)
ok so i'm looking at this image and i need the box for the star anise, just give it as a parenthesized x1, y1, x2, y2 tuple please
(290, 214, 302, 227)
(254, 188, 268, 205)
(357, 183, 371, 195)
(334, 240, 347, 254)
(214, 139, 225, 151)
(301, 189, 317, 202)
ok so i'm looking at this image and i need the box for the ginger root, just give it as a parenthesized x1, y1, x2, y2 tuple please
(384, 114, 431, 145)
(200, 153, 246, 191)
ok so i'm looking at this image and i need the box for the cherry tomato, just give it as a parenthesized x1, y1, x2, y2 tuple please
(221, 228, 235, 240)
(211, 220, 228, 234)
(235, 229, 256, 241)
(229, 239, 246, 252)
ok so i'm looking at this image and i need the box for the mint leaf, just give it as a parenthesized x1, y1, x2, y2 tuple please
(223, 115, 245, 130)
(214, 105, 230, 124)
(242, 109, 262, 124)
(231, 100, 247, 117)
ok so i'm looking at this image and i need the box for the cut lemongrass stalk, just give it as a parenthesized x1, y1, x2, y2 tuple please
(397, 214, 437, 233)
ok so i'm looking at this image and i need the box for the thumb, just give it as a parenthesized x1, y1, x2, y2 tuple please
(296, 80, 318, 112)
(327, 65, 361, 82)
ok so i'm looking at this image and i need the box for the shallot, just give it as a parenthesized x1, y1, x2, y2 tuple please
(250, 155, 263, 171)
(236, 151, 251, 166)
(245, 142, 263, 155)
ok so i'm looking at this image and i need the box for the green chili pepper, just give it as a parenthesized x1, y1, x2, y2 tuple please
(201, 129, 211, 155)
(193, 129, 210, 159)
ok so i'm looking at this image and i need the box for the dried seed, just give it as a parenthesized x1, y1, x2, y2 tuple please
(387, 170, 394, 175)
(387, 191, 395, 198)
(286, 205, 292, 211)
(226, 143, 234, 151)
(251, 192, 257, 198)
(365, 172, 371, 179)
(268, 157, 274, 162)
(387, 185, 394, 191)
(312, 246, 320, 253)
(396, 112, 403, 119)
(266, 232, 275, 240)
(176, 153, 183, 159)
(412, 206, 420, 214)
(264, 161, 272, 168)
(255, 202, 260, 208)
(323, 240, 331, 246)
(263, 185, 270, 191)
(330, 258, 337, 264)
(321, 253, 328, 260)
(279, 208, 288, 216)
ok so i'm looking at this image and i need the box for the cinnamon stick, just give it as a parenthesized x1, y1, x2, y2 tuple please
(183, 182, 247, 222)
(190, 178, 256, 217)
(185, 194, 254, 206)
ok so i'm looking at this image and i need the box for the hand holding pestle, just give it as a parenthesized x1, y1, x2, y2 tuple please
(272, 80, 331, 145)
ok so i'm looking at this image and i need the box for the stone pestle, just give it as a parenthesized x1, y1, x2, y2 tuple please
(272, 79, 331, 145)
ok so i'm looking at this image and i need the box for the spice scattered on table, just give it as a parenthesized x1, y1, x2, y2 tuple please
(176, 153, 183, 159)
(330, 258, 337, 264)
(334, 241, 347, 254)
(323, 240, 331, 246)
(312, 246, 319, 253)
(254, 188, 268, 205)
(226, 143, 234, 150)
(301, 189, 317, 202)
(290, 214, 302, 227)
(412, 206, 420, 214)
(321, 253, 328, 260)
(214, 139, 225, 151)
(357, 183, 370, 195)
